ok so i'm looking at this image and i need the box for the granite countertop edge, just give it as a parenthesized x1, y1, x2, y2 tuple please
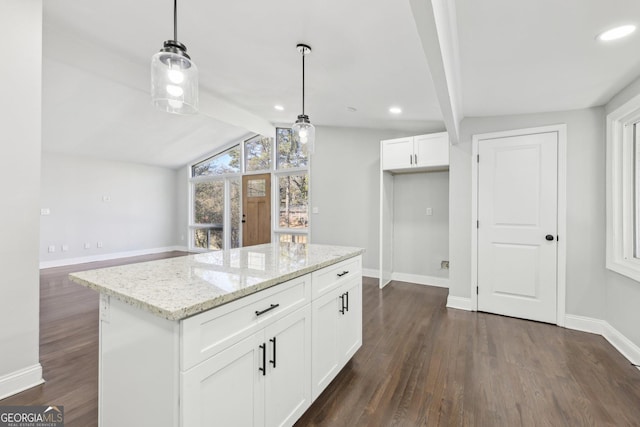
(69, 248, 365, 321)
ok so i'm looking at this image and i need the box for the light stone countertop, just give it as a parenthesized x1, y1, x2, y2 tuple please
(69, 243, 364, 321)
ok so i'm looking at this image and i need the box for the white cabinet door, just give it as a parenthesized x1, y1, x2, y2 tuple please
(338, 277, 362, 362)
(181, 332, 265, 427)
(310, 289, 341, 400)
(381, 137, 414, 170)
(264, 306, 312, 427)
(414, 132, 449, 168)
(310, 277, 363, 400)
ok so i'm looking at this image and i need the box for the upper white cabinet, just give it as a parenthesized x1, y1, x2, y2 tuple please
(381, 132, 449, 172)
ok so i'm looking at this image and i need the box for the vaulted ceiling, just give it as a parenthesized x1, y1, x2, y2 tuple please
(42, 0, 640, 168)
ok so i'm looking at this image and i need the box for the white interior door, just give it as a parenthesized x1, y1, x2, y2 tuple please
(477, 131, 558, 323)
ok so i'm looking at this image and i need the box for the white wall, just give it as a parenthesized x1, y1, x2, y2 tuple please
(176, 166, 190, 248)
(0, 0, 44, 398)
(40, 152, 181, 266)
(449, 108, 607, 320)
(604, 76, 640, 347)
(311, 126, 444, 272)
(392, 172, 449, 279)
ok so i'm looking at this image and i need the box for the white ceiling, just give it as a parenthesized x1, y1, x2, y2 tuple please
(456, 0, 640, 116)
(42, 0, 640, 168)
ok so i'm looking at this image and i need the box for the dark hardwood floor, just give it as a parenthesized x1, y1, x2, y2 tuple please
(2, 255, 640, 426)
(0, 251, 189, 427)
(297, 279, 640, 426)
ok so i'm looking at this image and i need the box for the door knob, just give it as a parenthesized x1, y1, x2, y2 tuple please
(545, 234, 554, 241)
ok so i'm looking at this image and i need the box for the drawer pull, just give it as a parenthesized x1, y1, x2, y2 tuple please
(339, 293, 346, 314)
(255, 303, 280, 317)
(259, 343, 266, 376)
(269, 337, 277, 368)
(345, 291, 349, 312)
(337, 270, 349, 278)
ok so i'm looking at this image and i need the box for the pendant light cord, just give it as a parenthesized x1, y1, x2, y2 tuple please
(173, 0, 178, 41)
(302, 52, 306, 115)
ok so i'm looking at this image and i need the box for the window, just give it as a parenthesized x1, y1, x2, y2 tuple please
(193, 181, 224, 250)
(188, 129, 311, 251)
(190, 145, 242, 251)
(278, 174, 309, 229)
(277, 128, 308, 169)
(274, 128, 310, 240)
(192, 146, 241, 177)
(244, 135, 272, 172)
(279, 234, 308, 244)
(606, 96, 640, 282)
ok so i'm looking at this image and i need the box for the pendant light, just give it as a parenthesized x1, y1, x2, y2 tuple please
(151, 0, 198, 114)
(292, 44, 315, 154)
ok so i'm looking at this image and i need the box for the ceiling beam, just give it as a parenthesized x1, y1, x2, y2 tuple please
(198, 91, 274, 138)
(44, 24, 274, 139)
(409, 0, 463, 144)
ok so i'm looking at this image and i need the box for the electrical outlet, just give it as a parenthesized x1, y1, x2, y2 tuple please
(97, 241, 103, 248)
(40, 208, 50, 216)
(84, 243, 91, 249)
(61, 245, 69, 252)
(48, 245, 56, 253)
(426, 207, 433, 216)
(102, 195, 111, 202)
(312, 207, 320, 214)
(441, 260, 449, 269)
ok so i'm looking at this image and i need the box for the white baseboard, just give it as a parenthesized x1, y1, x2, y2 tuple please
(0, 364, 44, 400)
(391, 272, 449, 288)
(446, 295, 473, 311)
(564, 314, 606, 335)
(39, 246, 188, 269)
(565, 314, 640, 367)
(362, 268, 379, 278)
(602, 322, 640, 367)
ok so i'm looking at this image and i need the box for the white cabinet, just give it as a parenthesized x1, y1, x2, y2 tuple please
(311, 275, 362, 400)
(97, 256, 362, 427)
(380, 136, 414, 170)
(182, 305, 311, 427)
(264, 306, 311, 427)
(381, 132, 449, 172)
(182, 332, 264, 427)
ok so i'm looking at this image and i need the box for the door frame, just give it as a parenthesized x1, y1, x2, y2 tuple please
(471, 124, 567, 327)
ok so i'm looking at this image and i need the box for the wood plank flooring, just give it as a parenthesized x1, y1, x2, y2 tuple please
(2, 255, 640, 426)
(0, 251, 188, 427)
(296, 279, 640, 426)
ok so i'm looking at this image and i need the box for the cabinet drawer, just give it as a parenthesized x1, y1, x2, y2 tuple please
(311, 256, 361, 299)
(181, 274, 310, 370)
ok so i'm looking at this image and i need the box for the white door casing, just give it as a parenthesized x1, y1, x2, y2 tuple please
(471, 125, 567, 326)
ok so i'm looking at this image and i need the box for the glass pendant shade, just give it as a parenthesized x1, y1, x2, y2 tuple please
(292, 44, 314, 154)
(292, 114, 315, 154)
(151, 41, 198, 115)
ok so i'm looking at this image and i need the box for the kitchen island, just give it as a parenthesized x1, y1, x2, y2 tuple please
(70, 242, 364, 427)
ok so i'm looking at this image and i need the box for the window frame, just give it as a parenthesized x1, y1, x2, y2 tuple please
(188, 142, 242, 252)
(606, 94, 640, 282)
(187, 128, 312, 252)
(273, 168, 311, 235)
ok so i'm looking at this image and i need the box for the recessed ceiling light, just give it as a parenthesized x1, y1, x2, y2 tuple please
(389, 106, 402, 114)
(274, 105, 284, 111)
(597, 25, 636, 41)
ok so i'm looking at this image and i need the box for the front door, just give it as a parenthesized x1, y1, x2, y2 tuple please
(477, 130, 558, 323)
(242, 174, 271, 247)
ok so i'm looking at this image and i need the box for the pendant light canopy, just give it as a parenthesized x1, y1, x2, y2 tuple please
(151, 0, 198, 115)
(292, 44, 315, 154)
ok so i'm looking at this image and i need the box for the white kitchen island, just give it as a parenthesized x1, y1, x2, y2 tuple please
(70, 243, 364, 427)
